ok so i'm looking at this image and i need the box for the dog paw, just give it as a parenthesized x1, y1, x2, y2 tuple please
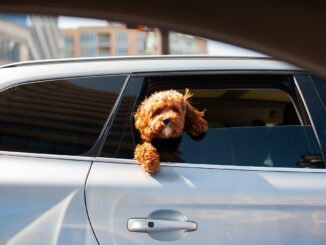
(134, 142, 160, 174)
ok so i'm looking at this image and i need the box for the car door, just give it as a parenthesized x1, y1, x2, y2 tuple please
(0, 70, 127, 244)
(86, 73, 326, 244)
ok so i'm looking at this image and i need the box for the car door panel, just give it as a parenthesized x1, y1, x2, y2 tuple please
(86, 160, 326, 244)
(0, 154, 97, 244)
(85, 73, 326, 244)
(0, 67, 130, 244)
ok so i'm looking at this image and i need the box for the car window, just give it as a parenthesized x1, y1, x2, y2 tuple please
(0, 75, 126, 155)
(310, 75, 326, 111)
(102, 75, 323, 168)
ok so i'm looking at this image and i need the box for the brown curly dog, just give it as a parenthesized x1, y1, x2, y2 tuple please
(134, 89, 208, 173)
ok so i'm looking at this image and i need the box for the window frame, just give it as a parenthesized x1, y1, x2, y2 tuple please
(100, 71, 326, 171)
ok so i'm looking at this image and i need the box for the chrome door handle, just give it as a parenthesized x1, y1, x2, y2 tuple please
(127, 218, 198, 233)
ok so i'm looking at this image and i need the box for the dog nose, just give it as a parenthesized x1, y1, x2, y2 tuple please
(163, 118, 170, 125)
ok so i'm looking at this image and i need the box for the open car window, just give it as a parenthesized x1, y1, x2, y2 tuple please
(102, 74, 323, 168)
(176, 88, 301, 128)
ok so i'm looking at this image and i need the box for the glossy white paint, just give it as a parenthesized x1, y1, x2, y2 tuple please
(86, 160, 326, 244)
(0, 154, 97, 244)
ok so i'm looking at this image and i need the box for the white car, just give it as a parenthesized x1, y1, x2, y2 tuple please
(0, 56, 325, 244)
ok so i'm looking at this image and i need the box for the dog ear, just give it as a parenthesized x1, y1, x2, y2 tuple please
(134, 102, 154, 142)
(183, 88, 208, 138)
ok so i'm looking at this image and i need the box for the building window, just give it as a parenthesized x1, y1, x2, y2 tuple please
(80, 32, 97, 57)
(80, 32, 97, 43)
(98, 47, 110, 56)
(116, 47, 128, 56)
(80, 47, 97, 57)
(115, 32, 128, 56)
(62, 35, 74, 58)
(64, 36, 74, 47)
(116, 32, 128, 44)
(137, 33, 145, 55)
(98, 34, 110, 46)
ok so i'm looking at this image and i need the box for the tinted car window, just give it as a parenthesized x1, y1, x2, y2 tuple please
(0, 75, 126, 155)
(103, 75, 323, 168)
(310, 75, 326, 111)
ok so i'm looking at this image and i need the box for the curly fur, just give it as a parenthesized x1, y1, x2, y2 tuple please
(134, 89, 208, 174)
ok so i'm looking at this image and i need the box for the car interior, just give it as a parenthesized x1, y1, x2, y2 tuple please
(143, 74, 306, 128)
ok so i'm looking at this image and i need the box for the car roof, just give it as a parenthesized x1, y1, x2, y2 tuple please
(0, 55, 301, 71)
(0, 56, 302, 91)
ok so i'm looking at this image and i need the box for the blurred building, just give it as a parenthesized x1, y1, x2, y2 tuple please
(0, 14, 61, 65)
(170, 32, 207, 55)
(61, 24, 159, 57)
(60, 24, 207, 57)
(0, 15, 208, 65)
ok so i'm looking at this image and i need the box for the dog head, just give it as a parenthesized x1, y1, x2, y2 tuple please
(134, 89, 208, 142)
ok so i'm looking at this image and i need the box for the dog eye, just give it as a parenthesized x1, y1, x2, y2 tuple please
(154, 109, 161, 116)
(172, 107, 179, 113)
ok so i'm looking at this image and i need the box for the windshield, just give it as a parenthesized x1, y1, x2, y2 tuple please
(0, 14, 265, 65)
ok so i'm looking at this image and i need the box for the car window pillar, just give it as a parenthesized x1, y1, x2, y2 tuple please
(294, 74, 326, 166)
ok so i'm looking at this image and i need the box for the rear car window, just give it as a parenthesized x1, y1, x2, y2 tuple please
(0, 75, 126, 155)
(103, 75, 323, 168)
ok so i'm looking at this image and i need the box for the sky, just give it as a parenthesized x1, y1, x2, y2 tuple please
(58, 16, 265, 57)
(58, 16, 109, 29)
(207, 41, 264, 57)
